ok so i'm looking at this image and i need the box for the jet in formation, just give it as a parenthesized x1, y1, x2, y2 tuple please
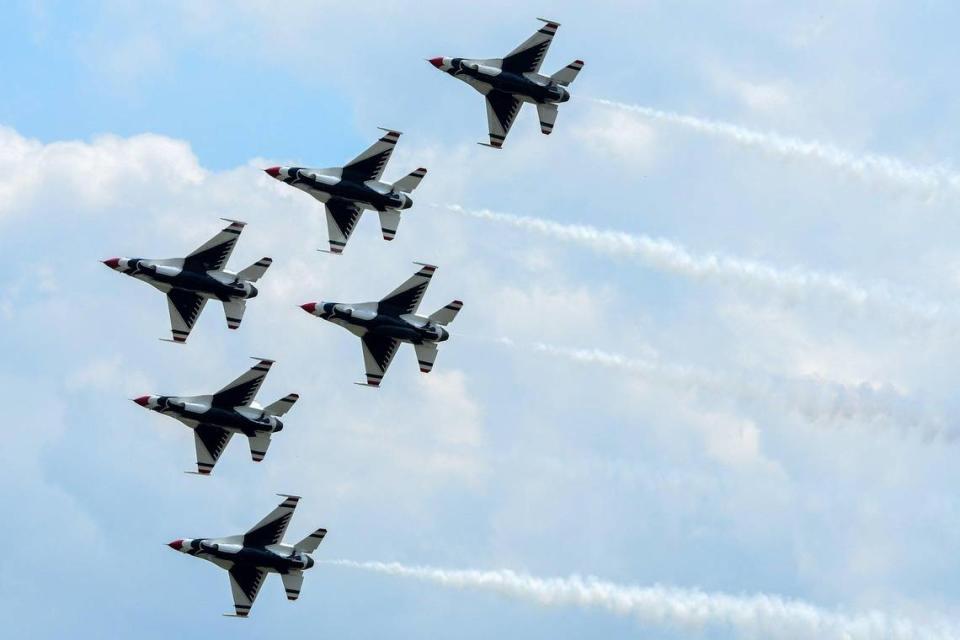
(134, 358, 297, 475)
(300, 263, 462, 386)
(103, 219, 271, 343)
(264, 129, 427, 254)
(168, 494, 325, 617)
(428, 18, 583, 148)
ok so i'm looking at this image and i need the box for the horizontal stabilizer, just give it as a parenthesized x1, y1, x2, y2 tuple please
(392, 167, 427, 193)
(295, 527, 328, 553)
(223, 299, 246, 330)
(264, 393, 299, 417)
(537, 103, 558, 135)
(427, 300, 463, 326)
(550, 59, 584, 86)
(236, 257, 272, 282)
(281, 571, 304, 601)
(378, 210, 401, 241)
(248, 432, 272, 463)
(414, 342, 439, 373)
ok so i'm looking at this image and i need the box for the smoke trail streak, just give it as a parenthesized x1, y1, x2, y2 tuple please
(434, 202, 943, 321)
(588, 97, 960, 198)
(326, 559, 959, 640)
(525, 341, 949, 438)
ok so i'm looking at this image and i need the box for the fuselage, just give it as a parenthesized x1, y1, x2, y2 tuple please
(308, 301, 449, 344)
(437, 57, 570, 104)
(136, 395, 282, 436)
(270, 167, 413, 212)
(110, 258, 258, 302)
(173, 538, 314, 574)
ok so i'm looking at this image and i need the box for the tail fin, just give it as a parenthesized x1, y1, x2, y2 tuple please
(236, 257, 272, 282)
(550, 59, 584, 86)
(264, 393, 299, 417)
(294, 527, 327, 553)
(392, 167, 427, 193)
(428, 300, 463, 326)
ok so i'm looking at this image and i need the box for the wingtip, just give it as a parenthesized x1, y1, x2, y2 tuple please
(276, 493, 302, 499)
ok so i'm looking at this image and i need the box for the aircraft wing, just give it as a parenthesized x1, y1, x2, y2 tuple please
(184, 220, 245, 272)
(211, 359, 274, 408)
(324, 199, 363, 254)
(193, 424, 234, 475)
(243, 494, 300, 547)
(502, 19, 559, 74)
(342, 129, 401, 182)
(378, 263, 436, 315)
(228, 565, 267, 617)
(360, 334, 400, 387)
(166, 290, 208, 343)
(484, 90, 522, 148)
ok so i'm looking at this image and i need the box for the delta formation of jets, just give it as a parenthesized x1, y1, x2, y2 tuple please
(103, 19, 581, 617)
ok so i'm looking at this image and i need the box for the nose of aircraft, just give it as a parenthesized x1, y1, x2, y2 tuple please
(428, 57, 444, 69)
(264, 166, 281, 178)
(102, 257, 120, 269)
(132, 395, 151, 407)
(167, 539, 183, 551)
(300, 302, 317, 314)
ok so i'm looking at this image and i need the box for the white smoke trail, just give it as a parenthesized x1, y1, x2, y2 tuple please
(434, 202, 943, 322)
(588, 97, 960, 198)
(526, 341, 950, 438)
(326, 560, 959, 640)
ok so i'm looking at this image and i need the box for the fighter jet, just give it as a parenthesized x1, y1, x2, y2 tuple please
(264, 129, 427, 254)
(133, 358, 298, 475)
(168, 494, 326, 617)
(428, 18, 583, 148)
(300, 263, 462, 387)
(102, 219, 271, 343)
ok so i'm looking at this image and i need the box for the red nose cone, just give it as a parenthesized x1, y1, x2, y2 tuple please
(167, 539, 183, 550)
(132, 395, 150, 407)
(428, 57, 443, 69)
(102, 258, 120, 269)
(264, 167, 281, 177)
(300, 302, 317, 314)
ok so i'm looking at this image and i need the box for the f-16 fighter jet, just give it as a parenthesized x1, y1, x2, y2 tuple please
(102, 219, 271, 343)
(300, 263, 462, 387)
(167, 494, 326, 617)
(428, 18, 583, 148)
(133, 358, 298, 475)
(264, 129, 427, 254)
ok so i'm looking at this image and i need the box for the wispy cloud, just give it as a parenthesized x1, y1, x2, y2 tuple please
(327, 560, 959, 640)
(520, 340, 949, 438)
(588, 97, 960, 198)
(434, 203, 944, 322)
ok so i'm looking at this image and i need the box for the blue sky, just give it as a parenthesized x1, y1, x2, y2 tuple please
(4, 1, 960, 638)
